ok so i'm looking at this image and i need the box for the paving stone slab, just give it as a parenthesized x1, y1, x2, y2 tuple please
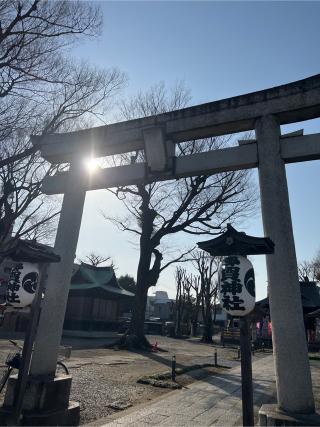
(100, 355, 284, 427)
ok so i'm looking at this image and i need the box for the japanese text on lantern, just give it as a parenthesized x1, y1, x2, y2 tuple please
(6, 263, 23, 305)
(220, 256, 245, 312)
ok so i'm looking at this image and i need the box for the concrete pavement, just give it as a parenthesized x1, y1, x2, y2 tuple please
(99, 355, 277, 426)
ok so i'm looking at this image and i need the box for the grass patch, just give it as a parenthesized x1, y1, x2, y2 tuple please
(138, 377, 182, 389)
(137, 363, 229, 389)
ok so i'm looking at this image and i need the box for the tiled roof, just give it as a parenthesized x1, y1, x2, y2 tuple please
(70, 263, 134, 297)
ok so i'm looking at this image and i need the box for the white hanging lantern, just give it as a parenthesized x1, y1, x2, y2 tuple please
(218, 255, 255, 316)
(6, 262, 39, 308)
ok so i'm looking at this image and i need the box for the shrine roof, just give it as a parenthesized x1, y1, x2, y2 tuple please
(70, 263, 134, 297)
(1, 239, 60, 263)
(197, 224, 274, 256)
(255, 281, 320, 311)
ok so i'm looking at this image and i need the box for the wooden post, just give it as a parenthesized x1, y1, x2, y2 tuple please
(171, 355, 176, 381)
(240, 316, 254, 427)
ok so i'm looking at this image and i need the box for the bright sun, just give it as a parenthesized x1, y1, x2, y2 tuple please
(85, 157, 99, 173)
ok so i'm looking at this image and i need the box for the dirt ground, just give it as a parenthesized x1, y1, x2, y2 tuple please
(68, 335, 246, 424)
(0, 336, 319, 425)
(0, 334, 271, 424)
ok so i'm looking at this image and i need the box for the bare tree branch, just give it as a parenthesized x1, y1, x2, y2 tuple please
(0, 1, 126, 252)
(160, 246, 196, 272)
(103, 81, 256, 345)
(298, 251, 320, 282)
(79, 252, 112, 267)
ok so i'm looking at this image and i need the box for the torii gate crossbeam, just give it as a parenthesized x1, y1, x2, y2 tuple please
(30, 75, 320, 417)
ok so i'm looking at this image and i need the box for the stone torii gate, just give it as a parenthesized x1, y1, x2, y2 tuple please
(31, 75, 320, 416)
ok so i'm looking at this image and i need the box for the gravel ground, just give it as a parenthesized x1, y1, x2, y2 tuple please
(67, 336, 253, 425)
(70, 361, 168, 424)
(0, 335, 270, 425)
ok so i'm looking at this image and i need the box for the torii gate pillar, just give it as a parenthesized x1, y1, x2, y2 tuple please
(256, 115, 314, 414)
(30, 160, 86, 377)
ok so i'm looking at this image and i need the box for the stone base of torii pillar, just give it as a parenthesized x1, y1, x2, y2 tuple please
(259, 404, 320, 426)
(0, 374, 80, 426)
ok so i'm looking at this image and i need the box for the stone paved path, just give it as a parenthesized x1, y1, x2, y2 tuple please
(101, 355, 277, 426)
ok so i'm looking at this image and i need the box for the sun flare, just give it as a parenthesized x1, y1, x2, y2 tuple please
(85, 157, 99, 173)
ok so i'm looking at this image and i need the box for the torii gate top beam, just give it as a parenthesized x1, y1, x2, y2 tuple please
(32, 74, 320, 164)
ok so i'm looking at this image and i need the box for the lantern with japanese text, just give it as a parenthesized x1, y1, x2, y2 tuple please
(218, 255, 255, 316)
(198, 224, 274, 317)
(198, 225, 274, 427)
(6, 262, 39, 308)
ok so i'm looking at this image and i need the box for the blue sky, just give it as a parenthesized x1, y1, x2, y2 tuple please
(73, 1, 320, 299)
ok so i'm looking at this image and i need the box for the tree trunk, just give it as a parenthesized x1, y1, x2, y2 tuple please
(202, 307, 213, 343)
(202, 285, 213, 343)
(122, 189, 161, 349)
(129, 284, 149, 345)
(192, 295, 200, 337)
(126, 204, 156, 348)
(125, 242, 152, 348)
(175, 299, 183, 338)
(192, 320, 198, 337)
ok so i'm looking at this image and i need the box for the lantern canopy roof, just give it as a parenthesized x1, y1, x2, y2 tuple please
(1, 239, 60, 263)
(197, 224, 274, 256)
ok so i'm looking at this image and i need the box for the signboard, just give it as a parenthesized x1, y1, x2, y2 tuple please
(6, 262, 39, 308)
(218, 255, 255, 316)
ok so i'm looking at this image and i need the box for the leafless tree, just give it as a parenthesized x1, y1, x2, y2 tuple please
(298, 251, 320, 282)
(174, 267, 202, 338)
(0, 0, 102, 160)
(104, 82, 256, 348)
(174, 267, 187, 338)
(193, 251, 221, 343)
(118, 81, 191, 120)
(0, 2, 100, 89)
(0, 1, 126, 255)
(174, 267, 196, 338)
(190, 274, 201, 336)
(79, 252, 112, 267)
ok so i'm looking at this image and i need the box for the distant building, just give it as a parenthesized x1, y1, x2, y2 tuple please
(146, 291, 174, 321)
(63, 263, 134, 335)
